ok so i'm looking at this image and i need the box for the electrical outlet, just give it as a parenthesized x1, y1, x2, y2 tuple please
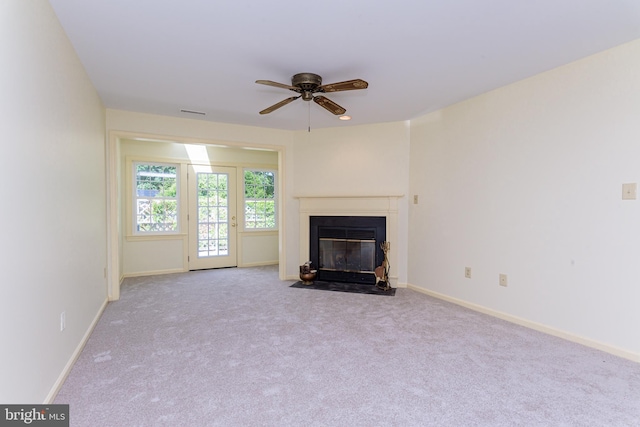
(60, 311, 66, 332)
(499, 274, 508, 287)
(464, 267, 471, 279)
(622, 183, 637, 200)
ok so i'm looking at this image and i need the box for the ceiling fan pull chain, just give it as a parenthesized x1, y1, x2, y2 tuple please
(308, 101, 311, 132)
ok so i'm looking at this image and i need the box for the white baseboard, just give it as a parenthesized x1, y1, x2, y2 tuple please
(238, 261, 279, 268)
(407, 284, 639, 364)
(122, 268, 185, 278)
(44, 298, 109, 403)
(123, 264, 279, 277)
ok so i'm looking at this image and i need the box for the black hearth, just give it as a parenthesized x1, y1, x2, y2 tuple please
(309, 216, 386, 285)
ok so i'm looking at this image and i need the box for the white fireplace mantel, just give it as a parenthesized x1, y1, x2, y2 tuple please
(296, 195, 403, 288)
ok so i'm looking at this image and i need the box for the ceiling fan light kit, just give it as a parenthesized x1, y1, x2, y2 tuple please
(256, 72, 368, 116)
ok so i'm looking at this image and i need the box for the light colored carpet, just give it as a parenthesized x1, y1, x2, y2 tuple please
(55, 265, 640, 426)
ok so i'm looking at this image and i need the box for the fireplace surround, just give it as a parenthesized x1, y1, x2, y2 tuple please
(297, 195, 401, 288)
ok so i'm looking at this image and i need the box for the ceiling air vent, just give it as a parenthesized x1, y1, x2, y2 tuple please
(179, 109, 206, 116)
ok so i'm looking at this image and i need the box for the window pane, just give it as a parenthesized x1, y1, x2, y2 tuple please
(133, 162, 179, 234)
(243, 169, 276, 230)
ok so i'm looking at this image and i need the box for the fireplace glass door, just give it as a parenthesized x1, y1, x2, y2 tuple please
(319, 238, 376, 274)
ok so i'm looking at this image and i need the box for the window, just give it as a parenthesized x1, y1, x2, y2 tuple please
(244, 169, 276, 230)
(133, 162, 179, 234)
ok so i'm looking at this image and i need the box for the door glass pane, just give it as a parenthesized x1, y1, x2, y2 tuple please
(196, 172, 229, 258)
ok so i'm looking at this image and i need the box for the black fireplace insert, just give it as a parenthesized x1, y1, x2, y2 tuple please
(309, 216, 386, 284)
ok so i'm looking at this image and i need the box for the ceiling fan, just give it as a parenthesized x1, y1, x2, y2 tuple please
(255, 72, 368, 115)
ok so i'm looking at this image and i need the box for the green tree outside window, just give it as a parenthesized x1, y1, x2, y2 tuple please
(244, 170, 276, 229)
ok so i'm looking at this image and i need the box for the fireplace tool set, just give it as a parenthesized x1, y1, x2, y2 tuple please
(375, 241, 391, 291)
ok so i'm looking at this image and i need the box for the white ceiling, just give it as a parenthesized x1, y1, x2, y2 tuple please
(48, 0, 640, 131)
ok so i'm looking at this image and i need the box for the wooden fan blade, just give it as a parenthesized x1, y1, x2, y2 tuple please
(318, 79, 368, 92)
(259, 96, 299, 114)
(255, 80, 298, 91)
(313, 96, 347, 115)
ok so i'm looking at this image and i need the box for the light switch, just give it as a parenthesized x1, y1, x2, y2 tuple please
(622, 183, 637, 200)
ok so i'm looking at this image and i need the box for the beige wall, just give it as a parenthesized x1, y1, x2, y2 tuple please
(408, 39, 640, 360)
(1, 0, 108, 402)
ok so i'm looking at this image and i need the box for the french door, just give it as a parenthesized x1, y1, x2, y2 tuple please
(188, 165, 237, 270)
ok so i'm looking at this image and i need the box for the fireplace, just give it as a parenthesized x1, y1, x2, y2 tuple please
(309, 216, 386, 284)
(297, 195, 400, 287)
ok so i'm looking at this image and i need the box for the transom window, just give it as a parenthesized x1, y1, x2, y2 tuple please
(244, 169, 276, 230)
(133, 162, 179, 234)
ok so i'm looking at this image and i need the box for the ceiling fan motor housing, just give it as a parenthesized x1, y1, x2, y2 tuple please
(293, 73, 322, 100)
(292, 73, 322, 90)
